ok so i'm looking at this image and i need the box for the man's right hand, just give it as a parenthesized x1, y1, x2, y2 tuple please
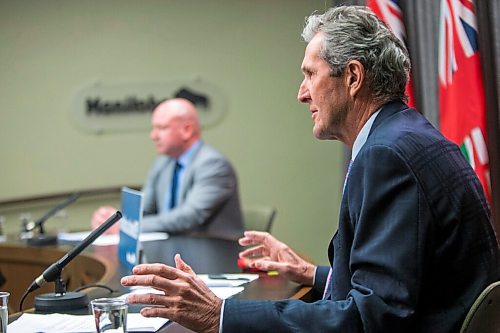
(91, 205, 120, 234)
(238, 231, 316, 286)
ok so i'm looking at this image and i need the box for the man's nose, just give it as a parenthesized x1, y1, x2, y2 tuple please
(297, 80, 310, 103)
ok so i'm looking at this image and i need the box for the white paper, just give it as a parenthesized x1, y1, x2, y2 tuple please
(198, 273, 259, 287)
(8, 312, 168, 333)
(120, 283, 246, 300)
(58, 231, 169, 246)
(210, 286, 245, 299)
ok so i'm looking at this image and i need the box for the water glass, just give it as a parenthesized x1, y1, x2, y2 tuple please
(0, 292, 9, 333)
(91, 298, 128, 333)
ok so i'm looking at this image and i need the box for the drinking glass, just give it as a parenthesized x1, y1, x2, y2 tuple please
(91, 298, 128, 333)
(0, 292, 9, 333)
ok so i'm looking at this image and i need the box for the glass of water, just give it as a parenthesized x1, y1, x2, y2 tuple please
(91, 298, 128, 333)
(0, 292, 9, 333)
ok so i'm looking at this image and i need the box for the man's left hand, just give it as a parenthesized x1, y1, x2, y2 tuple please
(121, 254, 222, 333)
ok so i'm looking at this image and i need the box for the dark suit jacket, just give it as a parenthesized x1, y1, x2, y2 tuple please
(222, 101, 499, 332)
(140, 141, 244, 240)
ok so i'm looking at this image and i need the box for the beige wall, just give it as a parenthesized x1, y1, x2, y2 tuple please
(0, 0, 343, 265)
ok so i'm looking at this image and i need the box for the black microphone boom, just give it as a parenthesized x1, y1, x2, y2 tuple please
(23, 211, 122, 312)
(32, 192, 81, 233)
(26, 192, 81, 246)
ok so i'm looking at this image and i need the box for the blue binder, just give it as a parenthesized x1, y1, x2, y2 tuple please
(118, 187, 144, 271)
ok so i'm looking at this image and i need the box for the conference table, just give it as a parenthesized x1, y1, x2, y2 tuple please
(0, 234, 312, 332)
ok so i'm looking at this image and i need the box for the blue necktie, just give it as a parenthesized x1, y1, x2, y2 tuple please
(169, 161, 182, 209)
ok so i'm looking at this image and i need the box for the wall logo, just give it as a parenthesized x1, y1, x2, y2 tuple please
(71, 79, 227, 134)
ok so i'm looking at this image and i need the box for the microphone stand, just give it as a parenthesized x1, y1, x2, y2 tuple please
(25, 193, 80, 246)
(34, 274, 90, 312)
(22, 211, 123, 312)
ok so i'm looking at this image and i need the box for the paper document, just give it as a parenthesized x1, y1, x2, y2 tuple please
(198, 273, 259, 287)
(210, 286, 245, 299)
(58, 231, 168, 246)
(120, 284, 245, 301)
(8, 312, 168, 333)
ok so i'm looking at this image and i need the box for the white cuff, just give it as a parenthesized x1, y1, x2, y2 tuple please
(219, 299, 225, 333)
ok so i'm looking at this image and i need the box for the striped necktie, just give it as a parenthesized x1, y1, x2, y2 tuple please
(169, 160, 183, 209)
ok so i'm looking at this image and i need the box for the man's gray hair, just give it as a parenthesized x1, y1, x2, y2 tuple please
(302, 6, 411, 103)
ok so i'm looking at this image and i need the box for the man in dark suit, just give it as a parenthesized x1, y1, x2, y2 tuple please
(121, 6, 499, 332)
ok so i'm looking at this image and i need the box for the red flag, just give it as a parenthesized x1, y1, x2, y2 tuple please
(367, 0, 415, 107)
(438, 0, 490, 201)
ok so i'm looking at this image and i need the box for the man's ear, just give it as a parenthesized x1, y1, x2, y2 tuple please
(181, 122, 194, 140)
(344, 60, 365, 98)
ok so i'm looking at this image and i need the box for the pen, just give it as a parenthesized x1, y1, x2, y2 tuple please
(208, 274, 251, 281)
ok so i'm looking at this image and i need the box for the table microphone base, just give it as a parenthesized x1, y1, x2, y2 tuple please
(34, 291, 89, 312)
(27, 234, 58, 246)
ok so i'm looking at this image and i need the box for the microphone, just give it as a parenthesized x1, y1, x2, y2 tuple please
(22, 211, 122, 312)
(24, 192, 81, 246)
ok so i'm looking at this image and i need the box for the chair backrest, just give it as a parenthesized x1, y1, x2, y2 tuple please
(243, 205, 276, 233)
(460, 281, 500, 333)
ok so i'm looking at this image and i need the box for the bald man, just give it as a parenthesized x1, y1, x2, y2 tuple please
(92, 98, 244, 240)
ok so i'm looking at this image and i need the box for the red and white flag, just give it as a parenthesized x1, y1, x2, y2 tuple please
(367, 0, 415, 107)
(438, 0, 490, 201)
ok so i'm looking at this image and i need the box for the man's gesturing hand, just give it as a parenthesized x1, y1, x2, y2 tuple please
(239, 231, 315, 286)
(121, 254, 222, 333)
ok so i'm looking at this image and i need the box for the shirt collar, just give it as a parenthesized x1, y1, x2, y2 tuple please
(178, 139, 201, 167)
(351, 110, 380, 161)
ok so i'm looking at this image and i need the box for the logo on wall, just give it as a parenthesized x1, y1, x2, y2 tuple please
(71, 78, 227, 134)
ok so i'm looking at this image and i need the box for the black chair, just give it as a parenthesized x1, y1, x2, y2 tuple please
(460, 281, 500, 333)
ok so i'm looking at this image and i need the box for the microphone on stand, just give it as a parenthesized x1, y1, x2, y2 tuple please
(24, 192, 80, 246)
(21, 211, 122, 312)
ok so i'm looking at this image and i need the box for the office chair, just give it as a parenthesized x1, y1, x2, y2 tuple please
(460, 281, 500, 333)
(243, 205, 276, 233)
